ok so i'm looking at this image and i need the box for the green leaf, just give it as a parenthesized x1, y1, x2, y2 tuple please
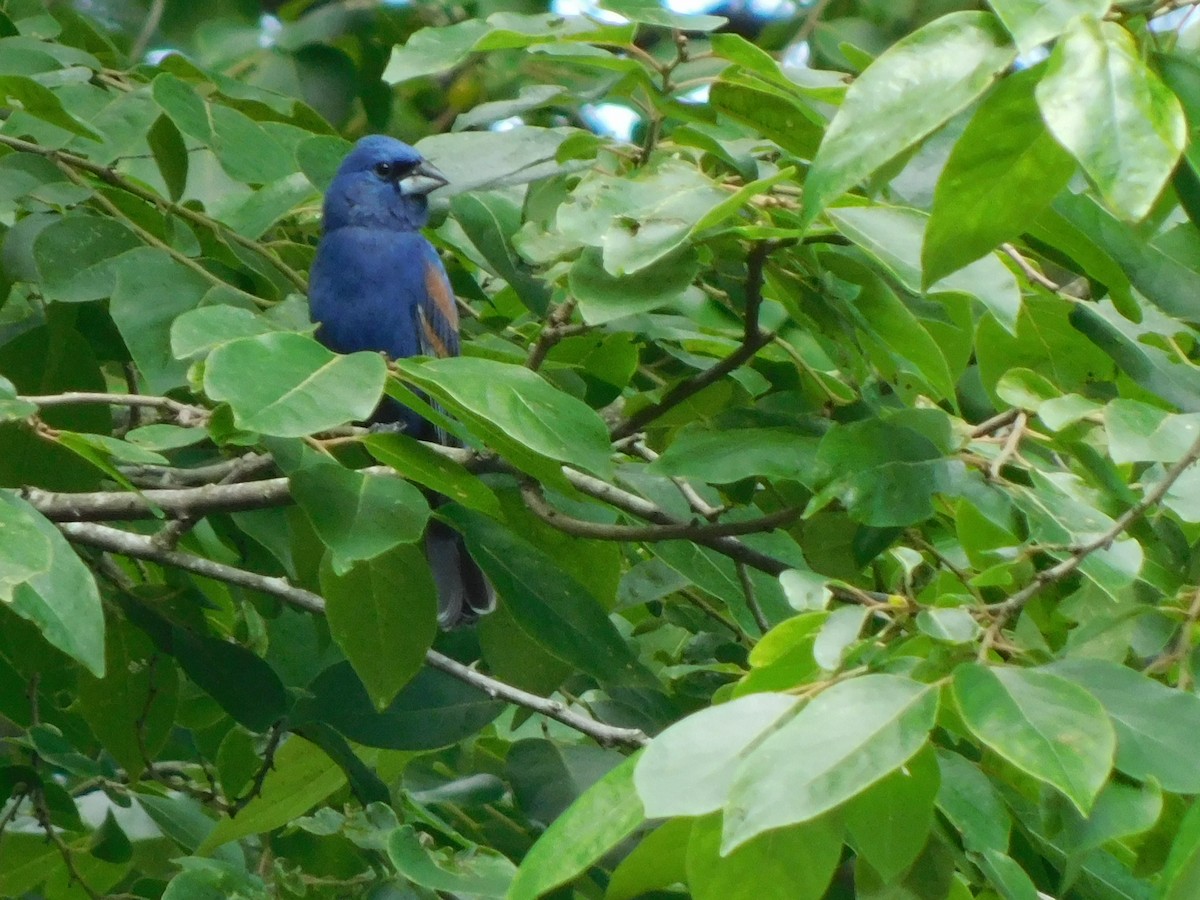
(1048, 658, 1200, 794)
(647, 426, 820, 484)
(635, 693, 799, 817)
(0, 74, 103, 139)
(0, 376, 36, 423)
(600, 0, 724, 29)
(1105, 400, 1200, 464)
(170, 305, 282, 360)
(292, 462, 429, 574)
(147, 113, 188, 201)
(77, 619, 177, 779)
(830, 205, 1021, 334)
(606, 819, 691, 900)
(0, 489, 52, 601)
(570, 245, 699, 325)
(109, 248, 212, 394)
(988, 0, 1112, 54)
(170, 627, 288, 732)
(924, 68, 1076, 284)
(448, 507, 652, 688)
(365, 432, 501, 516)
(708, 78, 823, 160)
(1161, 800, 1200, 900)
(724, 674, 938, 850)
(199, 737, 347, 853)
(979, 849, 1039, 900)
(204, 333, 388, 437)
(162, 858, 268, 900)
(803, 12, 1016, 226)
(845, 746, 939, 881)
(1070, 302, 1200, 412)
(388, 825, 515, 898)
(151, 72, 212, 141)
(555, 162, 728, 276)
(395, 356, 613, 478)
(0, 490, 104, 676)
(508, 754, 644, 899)
(320, 545, 437, 711)
(32, 215, 139, 302)
(295, 662, 505, 751)
(1036, 18, 1186, 221)
(952, 664, 1114, 814)
(686, 812, 842, 900)
(935, 750, 1011, 853)
(451, 192, 550, 314)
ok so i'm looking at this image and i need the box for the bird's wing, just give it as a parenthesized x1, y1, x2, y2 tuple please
(414, 253, 461, 360)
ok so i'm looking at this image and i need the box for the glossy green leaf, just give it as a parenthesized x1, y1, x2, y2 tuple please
(686, 812, 842, 900)
(724, 675, 938, 850)
(924, 69, 1076, 284)
(170, 305, 282, 360)
(988, 0, 1112, 54)
(845, 746, 939, 882)
(389, 825, 515, 897)
(199, 737, 347, 853)
(395, 356, 613, 478)
(648, 426, 820, 484)
(935, 750, 1011, 853)
(830, 205, 1021, 334)
(0, 490, 104, 676)
(448, 507, 651, 687)
(292, 462, 429, 574)
(804, 12, 1016, 226)
(635, 693, 798, 817)
(509, 754, 644, 899)
(296, 662, 504, 751)
(952, 664, 1114, 813)
(0, 489, 52, 601)
(364, 432, 501, 516)
(320, 545, 436, 711)
(1036, 18, 1185, 221)
(1049, 658, 1200, 794)
(570, 245, 699, 325)
(205, 333, 388, 437)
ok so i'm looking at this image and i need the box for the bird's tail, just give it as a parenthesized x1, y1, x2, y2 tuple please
(425, 518, 496, 628)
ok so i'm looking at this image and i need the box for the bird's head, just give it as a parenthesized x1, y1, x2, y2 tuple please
(322, 135, 449, 233)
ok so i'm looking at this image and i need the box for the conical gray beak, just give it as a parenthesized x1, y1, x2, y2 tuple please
(400, 160, 450, 196)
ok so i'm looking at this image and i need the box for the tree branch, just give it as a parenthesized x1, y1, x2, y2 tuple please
(58, 522, 647, 749)
(611, 241, 782, 440)
(521, 480, 798, 542)
(20, 391, 209, 426)
(987, 431, 1200, 619)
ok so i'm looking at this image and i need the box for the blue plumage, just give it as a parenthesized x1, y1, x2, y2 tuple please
(309, 135, 495, 627)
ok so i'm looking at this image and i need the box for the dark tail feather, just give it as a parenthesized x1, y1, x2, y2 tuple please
(425, 518, 496, 628)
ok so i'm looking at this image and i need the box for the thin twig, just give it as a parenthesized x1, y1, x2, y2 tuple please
(227, 723, 286, 816)
(520, 481, 798, 542)
(987, 431, 1200, 619)
(1001, 243, 1061, 292)
(526, 298, 580, 371)
(737, 562, 770, 634)
(630, 439, 724, 520)
(988, 411, 1028, 480)
(970, 408, 1020, 439)
(611, 241, 784, 440)
(20, 392, 209, 426)
(57, 522, 647, 748)
(129, 0, 166, 60)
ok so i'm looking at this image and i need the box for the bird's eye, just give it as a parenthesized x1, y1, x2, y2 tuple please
(373, 161, 393, 178)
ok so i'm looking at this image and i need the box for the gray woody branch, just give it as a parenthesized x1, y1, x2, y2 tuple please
(60, 521, 648, 749)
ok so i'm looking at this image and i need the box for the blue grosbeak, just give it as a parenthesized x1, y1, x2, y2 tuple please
(310, 135, 495, 627)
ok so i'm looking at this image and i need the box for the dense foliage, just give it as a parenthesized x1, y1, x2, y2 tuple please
(3, 0, 1200, 897)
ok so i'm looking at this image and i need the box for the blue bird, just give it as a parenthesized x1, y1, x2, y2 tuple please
(310, 135, 495, 628)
